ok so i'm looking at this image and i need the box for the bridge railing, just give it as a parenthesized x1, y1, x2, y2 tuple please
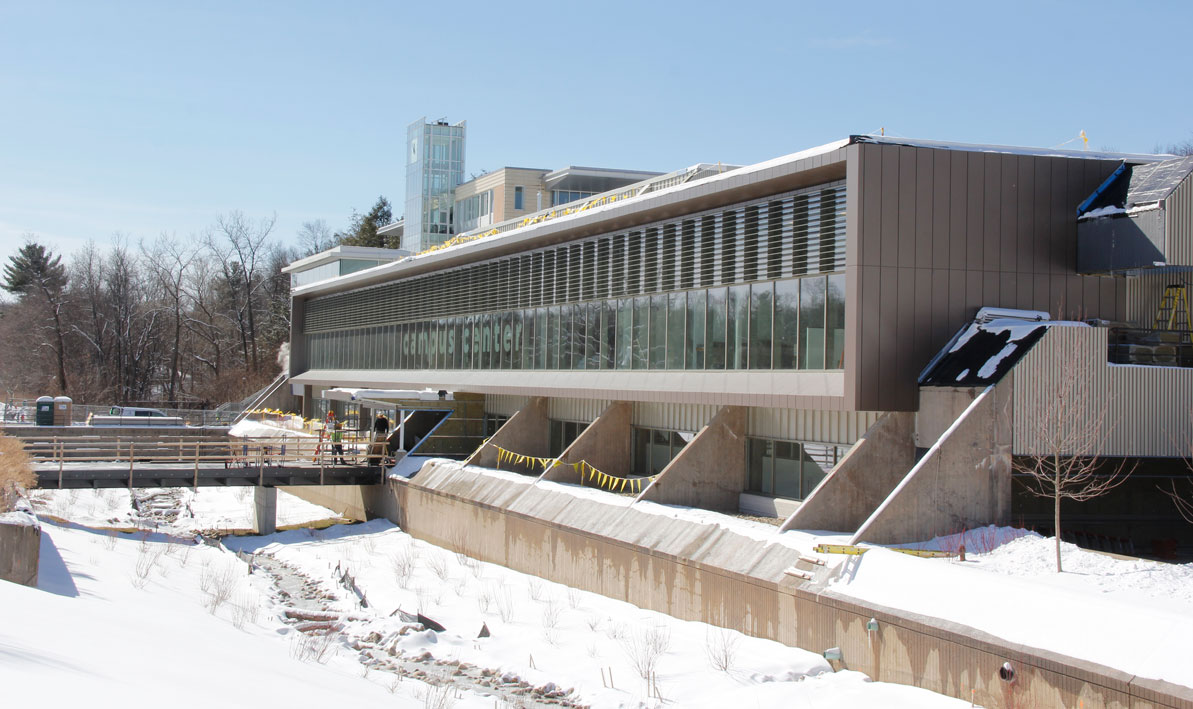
(26, 433, 394, 487)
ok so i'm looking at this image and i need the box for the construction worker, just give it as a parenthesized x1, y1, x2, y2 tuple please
(331, 421, 345, 465)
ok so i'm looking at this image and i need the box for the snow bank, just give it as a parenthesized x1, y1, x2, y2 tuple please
(829, 530, 1193, 688)
(229, 418, 315, 438)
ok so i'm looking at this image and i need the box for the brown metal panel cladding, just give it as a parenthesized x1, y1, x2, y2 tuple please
(898, 146, 917, 268)
(1000, 272, 1019, 310)
(982, 153, 1002, 270)
(966, 153, 985, 270)
(1000, 153, 1018, 273)
(948, 151, 968, 271)
(1033, 157, 1052, 273)
(897, 267, 917, 405)
(966, 269, 983, 312)
(983, 271, 1000, 307)
(844, 264, 861, 407)
(932, 269, 951, 348)
(858, 264, 887, 408)
(878, 267, 899, 409)
(931, 150, 951, 270)
(845, 145, 862, 269)
(861, 265, 884, 409)
(915, 149, 933, 269)
(880, 145, 901, 266)
(861, 145, 883, 268)
(913, 269, 934, 384)
(1049, 157, 1074, 274)
(1015, 156, 1035, 274)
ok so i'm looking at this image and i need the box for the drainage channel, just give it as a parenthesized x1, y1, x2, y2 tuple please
(238, 548, 587, 708)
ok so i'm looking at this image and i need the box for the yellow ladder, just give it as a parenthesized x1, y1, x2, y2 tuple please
(1154, 284, 1191, 330)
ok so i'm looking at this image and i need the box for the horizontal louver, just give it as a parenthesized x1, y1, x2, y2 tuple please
(304, 181, 846, 334)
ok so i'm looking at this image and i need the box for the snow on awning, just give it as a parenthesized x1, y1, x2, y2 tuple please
(322, 388, 454, 403)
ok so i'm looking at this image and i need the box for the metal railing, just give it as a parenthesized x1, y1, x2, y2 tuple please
(25, 432, 392, 489)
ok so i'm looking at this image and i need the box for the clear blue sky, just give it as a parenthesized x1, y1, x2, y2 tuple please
(2, 1, 1191, 265)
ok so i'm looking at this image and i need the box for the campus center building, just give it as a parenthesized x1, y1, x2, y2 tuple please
(289, 135, 1193, 551)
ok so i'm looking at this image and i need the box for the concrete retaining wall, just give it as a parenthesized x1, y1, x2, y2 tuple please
(638, 405, 747, 511)
(286, 465, 1193, 708)
(0, 512, 41, 587)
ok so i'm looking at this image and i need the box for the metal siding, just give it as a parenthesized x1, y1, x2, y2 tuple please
(1012, 327, 1193, 457)
(1168, 173, 1193, 266)
(746, 407, 882, 445)
(549, 397, 612, 423)
(632, 402, 718, 432)
(485, 394, 529, 417)
(1125, 269, 1193, 327)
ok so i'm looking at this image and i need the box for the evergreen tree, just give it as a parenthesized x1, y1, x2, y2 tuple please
(2, 240, 69, 392)
(3, 241, 66, 297)
(336, 196, 394, 248)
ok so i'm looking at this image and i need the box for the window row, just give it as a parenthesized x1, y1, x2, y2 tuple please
(304, 181, 845, 333)
(632, 427, 692, 477)
(304, 274, 845, 372)
(746, 437, 850, 500)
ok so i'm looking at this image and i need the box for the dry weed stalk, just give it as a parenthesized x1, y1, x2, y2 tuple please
(0, 433, 35, 512)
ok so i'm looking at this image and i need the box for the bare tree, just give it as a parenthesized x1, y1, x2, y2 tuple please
(204, 211, 276, 372)
(297, 219, 334, 256)
(1160, 410, 1193, 523)
(1013, 330, 1133, 572)
(141, 234, 198, 403)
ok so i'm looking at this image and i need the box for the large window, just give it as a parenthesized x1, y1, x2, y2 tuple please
(549, 419, 588, 457)
(746, 437, 849, 500)
(632, 427, 692, 476)
(514, 186, 524, 211)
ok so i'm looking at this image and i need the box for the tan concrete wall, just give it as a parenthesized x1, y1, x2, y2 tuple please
(464, 397, 549, 474)
(852, 381, 1013, 545)
(637, 406, 746, 511)
(780, 412, 915, 534)
(0, 514, 40, 587)
(545, 401, 631, 484)
(331, 463, 1193, 709)
(915, 387, 984, 448)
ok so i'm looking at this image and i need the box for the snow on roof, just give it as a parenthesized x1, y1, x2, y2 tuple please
(1079, 155, 1193, 219)
(853, 134, 1168, 163)
(919, 311, 1089, 387)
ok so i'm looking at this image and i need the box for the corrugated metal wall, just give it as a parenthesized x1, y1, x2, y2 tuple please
(632, 402, 719, 432)
(1125, 269, 1193, 327)
(486, 394, 877, 443)
(484, 394, 530, 417)
(549, 398, 613, 423)
(1167, 173, 1193, 266)
(1013, 326, 1193, 457)
(747, 408, 882, 444)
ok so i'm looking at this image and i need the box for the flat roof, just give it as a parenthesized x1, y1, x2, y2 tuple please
(282, 245, 411, 274)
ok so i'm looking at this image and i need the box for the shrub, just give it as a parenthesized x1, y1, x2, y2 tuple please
(0, 433, 34, 512)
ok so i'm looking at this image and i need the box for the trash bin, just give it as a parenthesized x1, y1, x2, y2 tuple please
(53, 396, 73, 426)
(35, 396, 54, 426)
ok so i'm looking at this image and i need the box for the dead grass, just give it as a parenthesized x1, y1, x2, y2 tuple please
(0, 433, 34, 512)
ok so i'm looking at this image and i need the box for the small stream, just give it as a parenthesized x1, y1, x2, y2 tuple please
(235, 544, 588, 708)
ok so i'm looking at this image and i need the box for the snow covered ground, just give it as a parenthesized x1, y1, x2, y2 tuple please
(826, 525, 1193, 689)
(3, 494, 971, 708)
(27, 486, 345, 532)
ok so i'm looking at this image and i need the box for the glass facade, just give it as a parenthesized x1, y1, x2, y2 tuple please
(552, 190, 596, 207)
(456, 189, 493, 233)
(746, 437, 849, 500)
(291, 258, 387, 288)
(304, 182, 847, 374)
(305, 272, 844, 373)
(404, 118, 467, 252)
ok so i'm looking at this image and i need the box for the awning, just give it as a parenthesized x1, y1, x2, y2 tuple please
(322, 388, 454, 404)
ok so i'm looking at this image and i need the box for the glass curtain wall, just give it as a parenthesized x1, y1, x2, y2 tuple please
(746, 437, 850, 500)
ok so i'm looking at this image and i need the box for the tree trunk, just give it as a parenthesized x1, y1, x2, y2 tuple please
(51, 301, 68, 394)
(1054, 454, 1062, 573)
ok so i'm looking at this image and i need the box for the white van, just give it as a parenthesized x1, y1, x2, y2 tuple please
(87, 406, 186, 427)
